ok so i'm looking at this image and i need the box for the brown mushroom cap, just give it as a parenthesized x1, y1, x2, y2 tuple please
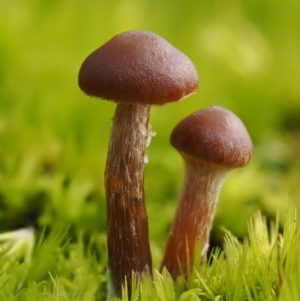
(78, 31, 198, 105)
(170, 106, 253, 168)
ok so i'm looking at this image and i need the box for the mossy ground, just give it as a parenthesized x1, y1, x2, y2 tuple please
(0, 0, 300, 299)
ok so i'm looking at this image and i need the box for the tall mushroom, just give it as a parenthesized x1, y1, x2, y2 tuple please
(78, 30, 198, 297)
(160, 106, 253, 280)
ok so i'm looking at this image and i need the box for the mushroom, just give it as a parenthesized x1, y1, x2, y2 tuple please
(78, 30, 198, 297)
(160, 106, 253, 280)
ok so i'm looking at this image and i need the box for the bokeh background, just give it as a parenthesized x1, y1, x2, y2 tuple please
(1, 0, 300, 267)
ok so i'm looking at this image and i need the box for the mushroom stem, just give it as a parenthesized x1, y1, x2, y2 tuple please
(105, 103, 152, 297)
(160, 159, 229, 280)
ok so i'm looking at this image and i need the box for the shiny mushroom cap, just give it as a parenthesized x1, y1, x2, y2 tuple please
(170, 106, 253, 168)
(78, 31, 198, 105)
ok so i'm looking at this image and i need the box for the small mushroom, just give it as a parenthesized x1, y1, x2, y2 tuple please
(160, 106, 253, 280)
(78, 30, 198, 297)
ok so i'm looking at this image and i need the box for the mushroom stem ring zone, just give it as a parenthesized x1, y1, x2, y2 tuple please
(78, 30, 198, 297)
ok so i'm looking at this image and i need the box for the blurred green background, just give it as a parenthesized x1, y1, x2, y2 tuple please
(1, 0, 300, 267)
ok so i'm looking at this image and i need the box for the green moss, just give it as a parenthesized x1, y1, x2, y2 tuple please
(0, 0, 300, 298)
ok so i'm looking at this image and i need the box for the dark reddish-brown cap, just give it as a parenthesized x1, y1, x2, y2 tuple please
(78, 31, 198, 105)
(170, 106, 253, 168)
